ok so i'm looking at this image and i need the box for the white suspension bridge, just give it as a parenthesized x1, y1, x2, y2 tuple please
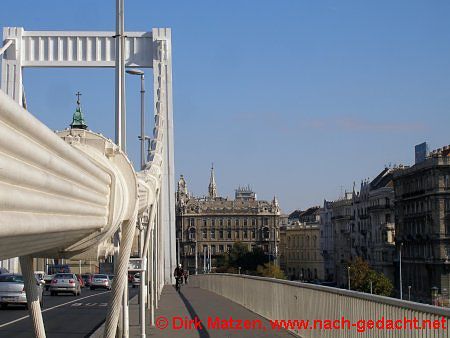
(1, 2, 449, 338)
(0, 2, 175, 336)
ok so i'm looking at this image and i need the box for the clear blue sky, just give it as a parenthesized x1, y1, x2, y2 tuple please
(1, 1, 449, 213)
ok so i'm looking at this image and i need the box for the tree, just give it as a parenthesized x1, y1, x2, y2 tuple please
(243, 247, 269, 271)
(369, 271, 394, 297)
(348, 257, 370, 290)
(215, 254, 230, 273)
(256, 263, 286, 280)
(349, 257, 394, 297)
(215, 242, 272, 274)
(228, 242, 249, 268)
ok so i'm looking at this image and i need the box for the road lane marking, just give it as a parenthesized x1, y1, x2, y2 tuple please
(70, 302, 108, 307)
(0, 291, 110, 328)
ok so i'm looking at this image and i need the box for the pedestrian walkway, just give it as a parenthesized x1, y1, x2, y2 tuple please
(128, 284, 294, 337)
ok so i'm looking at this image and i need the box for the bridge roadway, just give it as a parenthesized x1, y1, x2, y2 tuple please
(0, 286, 138, 337)
(127, 284, 294, 338)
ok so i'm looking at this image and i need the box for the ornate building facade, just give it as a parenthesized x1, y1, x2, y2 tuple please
(280, 207, 324, 281)
(176, 167, 281, 273)
(351, 168, 400, 286)
(394, 145, 450, 303)
(331, 193, 353, 287)
(320, 200, 335, 282)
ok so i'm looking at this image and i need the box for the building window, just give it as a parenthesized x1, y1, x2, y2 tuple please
(263, 227, 270, 239)
(243, 230, 248, 239)
(219, 219, 223, 227)
(219, 245, 224, 253)
(212, 219, 215, 227)
(235, 230, 239, 239)
(189, 218, 195, 227)
(252, 219, 256, 226)
(202, 228, 207, 239)
(226, 245, 232, 253)
(264, 218, 269, 226)
(251, 229, 256, 239)
(203, 219, 207, 227)
(189, 228, 196, 241)
(227, 219, 231, 227)
(243, 219, 248, 226)
(235, 219, 239, 226)
(227, 229, 232, 239)
(219, 229, 224, 239)
(210, 227, 215, 239)
(211, 245, 216, 255)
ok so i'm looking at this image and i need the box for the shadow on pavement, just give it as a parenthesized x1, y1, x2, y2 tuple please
(178, 288, 211, 338)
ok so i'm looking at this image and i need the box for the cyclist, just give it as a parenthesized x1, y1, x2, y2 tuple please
(174, 264, 184, 291)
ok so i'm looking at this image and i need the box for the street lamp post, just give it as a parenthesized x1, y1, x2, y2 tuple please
(399, 242, 403, 300)
(348, 266, 351, 290)
(126, 69, 146, 170)
(126, 69, 146, 338)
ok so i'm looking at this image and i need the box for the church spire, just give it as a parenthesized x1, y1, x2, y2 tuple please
(208, 163, 217, 198)
(70, 91, 88, 130)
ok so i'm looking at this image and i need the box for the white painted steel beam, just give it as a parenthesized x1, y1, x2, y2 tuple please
(11, 29, 153, 68)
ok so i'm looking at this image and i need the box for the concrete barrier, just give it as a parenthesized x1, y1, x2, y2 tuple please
(191, 274, 450, 338)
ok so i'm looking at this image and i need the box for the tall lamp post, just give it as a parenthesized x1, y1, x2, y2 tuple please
(126, 68, 146, 338)
(347, 266, 351, 290)
(126, 69, 146, 170)
(399, 242, 403, 300)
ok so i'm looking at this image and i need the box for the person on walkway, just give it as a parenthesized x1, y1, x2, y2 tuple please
(183, 270, 189, 284)
(174, 264, 184, 290)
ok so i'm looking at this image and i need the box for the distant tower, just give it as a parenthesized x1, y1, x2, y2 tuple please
(272, 196, 280, 213)
(208, 163, 217, 199)
(70, 91, 88, 130)
(177, 175, 188, 196)
(176, 175, 188, 207)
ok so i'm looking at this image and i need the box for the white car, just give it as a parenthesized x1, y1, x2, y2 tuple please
(90, 274, 111, 290)
(0, 274, 44, 309)
(132, 273, 140, 288)
(50, 273, 81, 296)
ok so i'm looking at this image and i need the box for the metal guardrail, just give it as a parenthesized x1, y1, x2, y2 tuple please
(191, 274, 450, 338)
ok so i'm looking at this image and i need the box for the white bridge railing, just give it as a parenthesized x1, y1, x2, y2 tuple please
(191, 274, 450, 338)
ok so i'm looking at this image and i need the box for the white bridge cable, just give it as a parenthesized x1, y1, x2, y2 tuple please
(20, 255, 46, 338)
(103, 206, 138, 338)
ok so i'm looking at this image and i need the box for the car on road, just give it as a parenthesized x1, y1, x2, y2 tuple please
(81, 274, 93, 287)
(50, 273, 81, 296)
(90, 274, 111, 290)
(0, 274, 43, 309)
(132, 273, 140, 288)
(43, 274, 54, 291)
